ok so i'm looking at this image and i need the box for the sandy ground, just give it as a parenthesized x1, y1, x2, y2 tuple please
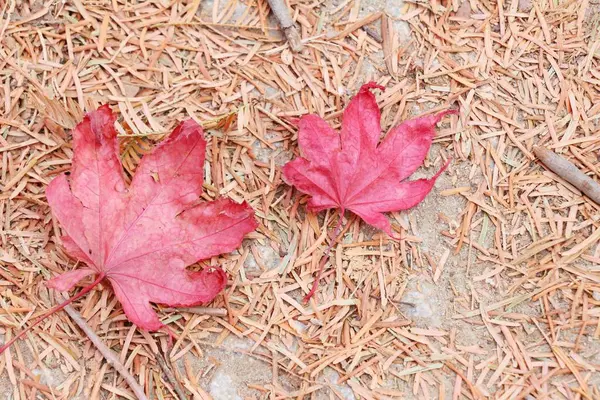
(2, 0, 600, 399)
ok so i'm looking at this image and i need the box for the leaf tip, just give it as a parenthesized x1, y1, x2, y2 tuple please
(45, 278, 61, 291)
(434, 108, 459, 123)
(201, 266, 228, 291)
(358, 81, 385, 94)
(87, 104, 117, 140)
(283, 116, 301, 126)
(179, 119, 204, 137)
(240, 200, 260, 230)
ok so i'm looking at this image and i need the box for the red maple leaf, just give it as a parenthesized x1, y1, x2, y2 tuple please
(284, 82, 456, 236)
(31, 106, 256, 336)
(283, 82, 456, 299)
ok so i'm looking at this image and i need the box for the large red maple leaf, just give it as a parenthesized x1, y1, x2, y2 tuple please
(45, 105, 257, 331)
(283, 82, 456, 237)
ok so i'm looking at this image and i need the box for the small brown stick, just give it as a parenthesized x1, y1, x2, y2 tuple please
(267, 0, 303, 52)
(156, 353, 188, 400)
(533, 146, 600, 206)
(329, 12, 383, 40)
(60, 297, 149, 400)
(161, 306, 227, 316)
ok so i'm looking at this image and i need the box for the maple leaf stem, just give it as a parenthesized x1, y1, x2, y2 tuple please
(303, 212, 345, 303)
(0, 273, 105, 355)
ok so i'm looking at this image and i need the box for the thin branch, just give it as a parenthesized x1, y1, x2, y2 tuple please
(533, 146, 600, 206)
(60, 296, 149, 400)
(161, 306, 227, 316)
(329, 12, 383, 40)
(156, 353, 188, 400)
(267, 0, 303, 52)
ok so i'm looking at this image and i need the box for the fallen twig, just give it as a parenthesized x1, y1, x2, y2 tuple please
(156, 353, 188, 400)
(533, 146, 600, 206)
(60, 296, 149, 400)
(161, 306, 227, 316)
(329, 12, 383, 40)
(267, 0, 303, 52)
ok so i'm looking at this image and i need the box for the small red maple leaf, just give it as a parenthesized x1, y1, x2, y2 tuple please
(283, 82, 456, 237)
(283, 82, 456, 300)
(45, 105, 257, 331)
